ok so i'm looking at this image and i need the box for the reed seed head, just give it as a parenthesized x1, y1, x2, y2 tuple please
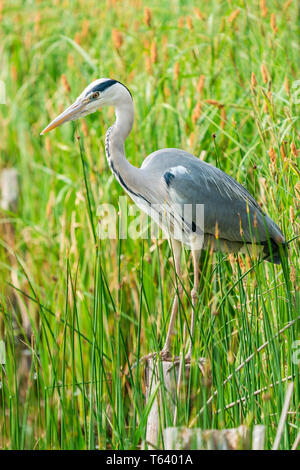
(150, 41, 158, 63)
(291, 141, 299, 158)
(280, 144, 287, 160)
(192, 102, 202, 124)
(260, 0, 268, 17)
(283, 0, 292, 11)
(284, 75, 290, 94)
(290, 265, 296, 284)
(228, 9, 240, 24)
(269, 147, 277, 165)
(144, 7, 152, 26)
(186, 16, 193, 30)
(270, 13, 278, 34)
(61, 74, 71, 93)
(261, 64, 269, 84)
(221, 107, 227, 129)
(194, 8, 204, 20)
(112, 29, 123, 49)
(206, 99, 224, 109)
(197, 75, 205, 95)
(251, 71, 257, 88)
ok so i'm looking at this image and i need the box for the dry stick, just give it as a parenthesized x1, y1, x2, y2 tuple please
(252, 425, 266, 451)
(291, 429, 300, 451)
(272, 382, 294, 450)
(189, 316, 299, 427)
(216, 374, 294, 413)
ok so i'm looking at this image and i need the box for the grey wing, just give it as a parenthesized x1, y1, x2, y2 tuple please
(160, 161, 284, 245)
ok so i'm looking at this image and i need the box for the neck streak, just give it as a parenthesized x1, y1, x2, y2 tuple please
(104, 101, 140, 196)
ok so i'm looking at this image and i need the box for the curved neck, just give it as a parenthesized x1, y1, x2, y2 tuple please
(105, 99, 142, 196)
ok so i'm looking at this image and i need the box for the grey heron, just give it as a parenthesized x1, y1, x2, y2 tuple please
(41, 78, 286, 361)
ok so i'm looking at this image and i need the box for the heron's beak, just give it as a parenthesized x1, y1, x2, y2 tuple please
(40, 99, 86, 135)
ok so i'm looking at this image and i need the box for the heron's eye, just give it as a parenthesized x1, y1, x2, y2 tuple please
(91, 92, 100, 99)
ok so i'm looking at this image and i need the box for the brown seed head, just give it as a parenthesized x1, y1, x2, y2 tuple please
(251, 71, 257, 88)
(291, 141, 299, 158)
(221, 107, 227, 129)
(284, 75, 290, 94)
(67, 53, 74, 68)
(162, 34, 168, 49)
(74, 32, 81, 45)
(269, 147, 277, 165)
(228, 9, 240, 24)
(25, 31, 32, 49)
(295, 181, 300, 199)
(45, 137, 51, 154)
(186, 16, 193, 30)
(194, 8, 204, 20)
(34, 13, 41, 34)
(280, 144, 287, 160)
(163, 86, 171, 98)
(145, 55, 152, 74)
(81, 120, 88, 137)
(290, 265, 296, 284)
(206, 99, 224, 109)
(179, 85, 185, 96)
(81, 19, 89, 38)
(61, 74, 71, 93)
(261, 64, 269, 84)
(270, 13, 278, 33)
(112, 29, 123, 49)
(189, 132, 195, 147)
(238, 255, 245, 270)
(260, 0, 268, 17)
(192, 102, 202, 124)
(11, 65, 17, 82)
(150, 41, 158, 63)
(197, 75, 205, 95)
(178, 16, 185, 28)
(283, 0, 292, 11)
(144, 7, 152, 27)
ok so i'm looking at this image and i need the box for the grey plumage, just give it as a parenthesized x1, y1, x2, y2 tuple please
(139, 148, 285, 262)
(41, 78, 286, 359)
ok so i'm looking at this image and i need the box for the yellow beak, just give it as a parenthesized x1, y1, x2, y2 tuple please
(40, 100, 85, 135)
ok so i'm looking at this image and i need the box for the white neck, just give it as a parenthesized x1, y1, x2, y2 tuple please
(105, 98, 142, 196)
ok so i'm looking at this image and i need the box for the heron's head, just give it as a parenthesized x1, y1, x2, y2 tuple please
(40, 78, 132, 135)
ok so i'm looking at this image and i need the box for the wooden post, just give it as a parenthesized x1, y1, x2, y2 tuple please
(163, 425, 265, 450)
(252, 425, 265, 450)
(0, 168, 31, 338)
(145, 357, 186, 449)
(0, 168, 19, 212)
